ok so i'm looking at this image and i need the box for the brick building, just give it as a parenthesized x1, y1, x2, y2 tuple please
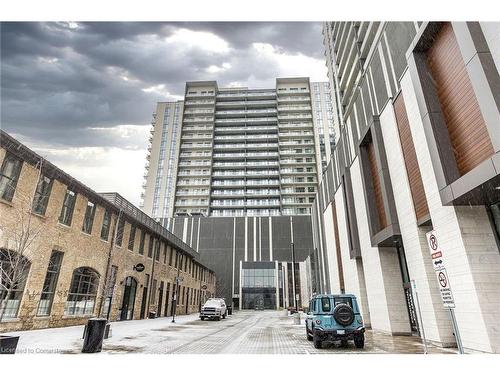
(0, 129, 216, 333)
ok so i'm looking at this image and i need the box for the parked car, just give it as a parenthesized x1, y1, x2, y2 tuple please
(200, 298, 227, 321)
(305, 294, 365, 349)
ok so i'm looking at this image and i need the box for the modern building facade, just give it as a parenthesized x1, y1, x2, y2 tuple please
(141, 101, 184, 219)
(162, 215, 313, 311)
(311, 81, 336, 173)
(313, 21, 500, 353)
(0, 130, 216, 333)
(142, 78, 328, 221)
(140, 78, 326, 311)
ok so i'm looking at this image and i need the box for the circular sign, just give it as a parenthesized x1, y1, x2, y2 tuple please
(201, 285, 207, 290)
(134, 263, 145, 272)
(438, 271, 447, 288)
(429, 234, 438, 251)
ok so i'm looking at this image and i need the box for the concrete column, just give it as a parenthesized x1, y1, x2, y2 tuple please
(323, 203, 342, 293)
(379, 85, 455, 346)
(405, 64, 500, 353)
(351, 156, 411, 335)
(333, 185, 371, 327)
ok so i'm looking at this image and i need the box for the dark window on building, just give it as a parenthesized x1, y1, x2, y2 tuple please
(128, 225, 136, 251)
(102, 265, 118, 317)
(32, 175, 53, 215)
(59, 189, 77, 226)
(0, 153, 22, 202)
(101, 210, 112, 241)
(82, 201, 96, 234)
(169, 248, 174, 266)
(147, 236, 154, 258)
(139, 230, 145, 255)
(64, 267, 100, 316)
(162, 243, 167, 264)
(0, 249, 31, 318)
(155, 241, 160, 262)
(116, 217, 125, 247)
(151, 279, 157, 304)
(37, 250, 64, 316)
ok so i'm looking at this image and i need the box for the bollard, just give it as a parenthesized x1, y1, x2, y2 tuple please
(104, 323, 112, 339)
(82, 318, 107, 353)
(294, 313, 301, 325)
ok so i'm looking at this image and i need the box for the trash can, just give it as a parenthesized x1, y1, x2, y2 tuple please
(148, 311, 156, 319)
(82, 318, 107, 353)
(0, 335, 19, 354)
(227, 306, 233, 315)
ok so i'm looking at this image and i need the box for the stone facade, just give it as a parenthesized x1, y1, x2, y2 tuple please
(0, 131, 216, 333)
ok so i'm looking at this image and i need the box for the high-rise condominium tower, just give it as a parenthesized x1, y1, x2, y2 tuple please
(141, 78, 333, 222)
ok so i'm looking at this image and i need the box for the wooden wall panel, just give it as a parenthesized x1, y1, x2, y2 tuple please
(394, 93, 430, 222)
(426, 22, 493, 176)
(367, 141, 388, 230)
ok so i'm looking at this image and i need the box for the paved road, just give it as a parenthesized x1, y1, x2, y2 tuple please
(146, 310, 454, 354)
(10, 310, 457, 354)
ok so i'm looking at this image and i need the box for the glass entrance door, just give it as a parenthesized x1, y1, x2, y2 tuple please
(396, 243, 419, 334)
(120, 276, 137, 321)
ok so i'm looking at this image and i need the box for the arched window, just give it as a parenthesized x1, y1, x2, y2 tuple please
(64, 267, 100, 316)
(0, 248, 31, 320)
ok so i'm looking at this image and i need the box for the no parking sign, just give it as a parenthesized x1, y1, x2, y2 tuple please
(426, 231, 455, 308)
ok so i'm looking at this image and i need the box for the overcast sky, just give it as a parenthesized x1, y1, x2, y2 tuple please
(1, 22, 327, 206)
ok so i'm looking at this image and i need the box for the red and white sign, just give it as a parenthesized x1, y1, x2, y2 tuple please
(426, 230, 455, 309)
(434, 267, 455, 308)
(426, 231, 443, 271)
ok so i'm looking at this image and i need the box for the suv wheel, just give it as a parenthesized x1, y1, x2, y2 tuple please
(216, 316, 221, 321)
(201, 317, 205, 321)
(313, 330, 322, 349)
(306, 326, 313, 341)
(354, 333, 365, 349)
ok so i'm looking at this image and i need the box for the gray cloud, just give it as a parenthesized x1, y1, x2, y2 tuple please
(1, 22, 325, 148)
(0, 22, 326, 204)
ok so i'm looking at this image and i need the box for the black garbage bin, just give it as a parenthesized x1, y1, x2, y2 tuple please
(148, 312, 156, 319)
(82, 318, 107, 353)
(0, 335, 19, 354)
(227, 306, 233, 315)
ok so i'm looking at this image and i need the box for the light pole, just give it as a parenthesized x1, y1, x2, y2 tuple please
(171, 253, 183, 323)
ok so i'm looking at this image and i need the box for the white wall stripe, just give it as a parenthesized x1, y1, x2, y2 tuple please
(269, 217, 273, 261)
(253, 217, 257, 261)
(259, 218, 262, 261)
(244, 216, 248, 262)
(189, 217, 194, 247)
(196, 218, 201, 252)
(182, 218, 188, 243)
(232, 218, 236, 298)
